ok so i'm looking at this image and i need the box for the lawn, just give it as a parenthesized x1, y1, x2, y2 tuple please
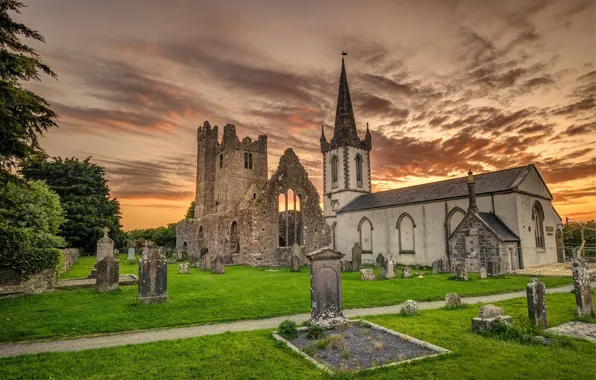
(0, 292, 593, 379)
(0, 255, 572, 342)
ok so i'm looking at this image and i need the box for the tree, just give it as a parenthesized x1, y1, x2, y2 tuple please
(185, 200, 195, 219)
(21, 157, 122, 253)
(0, 0, 57, 182)
(124, 223, 176, 248)
(563, 220, 596, 247)
(0, 180, 65, 277)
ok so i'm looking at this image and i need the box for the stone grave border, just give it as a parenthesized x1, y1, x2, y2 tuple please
(272, 319, 451, 374)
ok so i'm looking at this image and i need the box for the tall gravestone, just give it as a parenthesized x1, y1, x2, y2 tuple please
(526, 278, 547, 328)
(290, 243, 302, 272)
(189, 253, 201, 268)
(96, 227, 114, 262)
(96, 255, 119, 292)
(211, 254, 225, 274)
(572, 257, 594, 317)
(201, 252, 212, 271)
(432, 260, 440, 274)
(127, 247, 136, 261)
(138, 246, 168, 304)
(351, 242, 362, 270)
(384, 255, 397, 279)
(451, 262, 468, 280)
(376, 253, 385, 269)
(306, 247, 345, 327)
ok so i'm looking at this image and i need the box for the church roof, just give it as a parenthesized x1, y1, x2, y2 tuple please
(338, 165, 533, 213)
(476, 212, 520, 242)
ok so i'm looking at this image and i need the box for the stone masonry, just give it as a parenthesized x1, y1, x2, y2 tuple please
(527, 278, 548, 328)
(177, 145, 330, 267)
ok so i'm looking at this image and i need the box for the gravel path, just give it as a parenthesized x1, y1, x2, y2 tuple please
(0, 282, 588, 358)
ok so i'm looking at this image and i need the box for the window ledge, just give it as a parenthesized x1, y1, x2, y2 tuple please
(399, 250, 416, 255)
(536, 248, 546, 254)
(362, 251, 373, 254)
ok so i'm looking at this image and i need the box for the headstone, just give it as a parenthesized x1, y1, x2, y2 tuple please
(487, 260, 501, 276)
(291, 255, 301, 272)
(451, 262, 468, 280)
(360, 269, 375, 281)
(376, 253, 385, 269)
(211, 254, 225, 274)
(189, 253, 201, 268)
(352, 242, 362, 270)
(445, 293, 461, 307)
(96, 255, 119, 292)
(178, 263, 190, 274)
(401, 266, 411, 279)
(432, 260, 440, 274)
(526, 278, 548, 328)
(340, 260, 352, 272)
(201, 252, 212, 271)
(402, 300, 418, 315)
(479, 267, 487, 279)
(138, 246, 168, 304)
(199, 247, 209, 258)
(385, 255, 397, 279)
(96, 227, 114, 263)
(572, 257, 594, 317)
(305, 247, 345, 327)
(127, 247, 136, 261)
(472, 304, 513, 333)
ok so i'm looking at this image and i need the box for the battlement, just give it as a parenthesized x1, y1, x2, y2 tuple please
(214, 124, 267, 155)
(197, 121, 219, 141)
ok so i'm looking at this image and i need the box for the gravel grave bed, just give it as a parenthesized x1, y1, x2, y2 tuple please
(288, 321, 445, 371)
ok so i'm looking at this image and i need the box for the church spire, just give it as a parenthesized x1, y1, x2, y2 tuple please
(333, 56, 358, 143)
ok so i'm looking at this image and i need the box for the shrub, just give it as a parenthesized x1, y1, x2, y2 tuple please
(307, 324, 325, 340)
(278, 320, 298, 340)
(316, 338, 329, 349)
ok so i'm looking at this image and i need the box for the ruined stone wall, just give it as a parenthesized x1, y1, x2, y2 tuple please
(60, 248, 80, 273)
(195, 121, 218, 218)
(449, 213, 515, 273)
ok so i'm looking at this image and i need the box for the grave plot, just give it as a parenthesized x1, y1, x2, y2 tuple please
(273, 320, 449, 373)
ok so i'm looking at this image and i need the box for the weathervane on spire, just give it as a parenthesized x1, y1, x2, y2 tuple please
(341, 50, 347, 60)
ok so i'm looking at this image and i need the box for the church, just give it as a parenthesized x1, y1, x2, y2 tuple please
(322, 58, 564, 272)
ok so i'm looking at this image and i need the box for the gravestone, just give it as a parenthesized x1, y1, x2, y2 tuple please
(527, 278, 548, 328)
(479, 267, 487, 279)
(471, 304, 513, 333)
(376, 253, 385, 269)
(96, 255, 119, 293)
(451, 262, 468, 280)
(572, 257, 594, 317)
(138, 246, 168, 304)
(432, 260, 440, 274)
(201, 252, 212, 271)
(340, 260, 353, 272)
(445, 293, 461, 307)
(189, 253, 201, 268)
(290, 243, 302, 272)
(291, 255, 301, 272)
(96, 227, 114, 262)
(385, 255, 397, 279)
(211, 255, 225, 274)
(127, 247, 136, 261)
(199, 247, 209, 258)
(401, 266, 412, 279)
(351, 242, 362, 270)
(360, 269, 375, 281)
(487, 260, 501, 276)
(178, 263, 190, 274)
(402, 300, 418, 315)
(305, 247, 345, 327)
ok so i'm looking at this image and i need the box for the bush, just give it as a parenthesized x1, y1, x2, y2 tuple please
(278, 320, 298, 340)
(307, 324, 325, 340)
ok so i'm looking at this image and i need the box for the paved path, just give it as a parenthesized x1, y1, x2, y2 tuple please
(0, 283, 586, 358)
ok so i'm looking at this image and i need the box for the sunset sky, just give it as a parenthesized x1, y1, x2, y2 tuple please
(17, 0, 595, 230)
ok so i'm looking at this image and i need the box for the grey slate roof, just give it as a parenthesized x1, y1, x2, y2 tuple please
(476, 212, 520, 242)
(338, 165, 529, 213)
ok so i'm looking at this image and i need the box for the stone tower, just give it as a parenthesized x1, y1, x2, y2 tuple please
(195, 121, 268, 218)
(320, 57, 372, 218)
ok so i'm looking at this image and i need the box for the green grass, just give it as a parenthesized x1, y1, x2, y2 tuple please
(0, 292, 593, 379)
(0, 255, 572, 342)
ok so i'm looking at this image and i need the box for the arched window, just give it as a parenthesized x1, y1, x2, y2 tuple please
(198, 226, 204, 250)
(358, 217, 373, 253)
(397, 213, 416, 254)
(249, 153, 253, 169)
(532, 201, 545, 248)
(278, 189, 303, 247)
(331, 155, 339, 188)
(230, 221, 239, 257)
(182, 242, 188, 252)
(219, 154, 223, 169)
(355, 154, 363, 187)
(244, 152, 249, 168)
(447, 207, 466, 238)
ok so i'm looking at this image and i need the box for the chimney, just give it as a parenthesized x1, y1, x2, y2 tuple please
(467, 169, 478, 213)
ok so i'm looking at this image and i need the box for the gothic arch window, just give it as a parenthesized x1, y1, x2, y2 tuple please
(244, 152, 253, 169)
(230, 221, 239, 257)
(198, 226, 204, 250)
(331, 155, 339, 188)
(219, 154, 223, 169)
(355, 154, 363, 187)
(182, 242, 188, 252)
(358, 217, 373, 253)
(331, 222, 337, 250)
(249, 153, 253, 169)
(447, 207, 466, 238)
(396, 213, 416, 254)
(278, 189, 303, 247)
(532, 201, 545, 248)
